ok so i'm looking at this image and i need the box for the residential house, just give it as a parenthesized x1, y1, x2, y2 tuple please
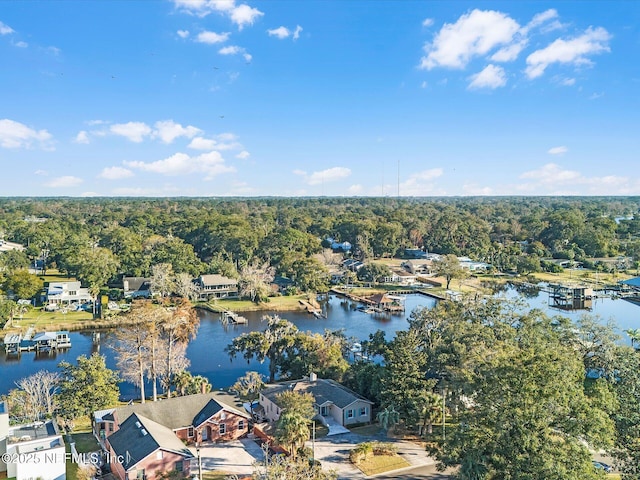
(403, 248, 427, 259)
(259, 374, 374, 428)
(0, 401, 66, 480)
(401, 259, 434, 276)
(123, 277, 152, 299)
(383, 270, 417, 285)
(45, 281, 92, 305)
(106, 413, 194, 480)
(95, 392, 251, 447)
(325, 237, 352, 252)
(342, 259, 364, 272)
(195, 274, 239, 300)
(457, 257, 491, 272)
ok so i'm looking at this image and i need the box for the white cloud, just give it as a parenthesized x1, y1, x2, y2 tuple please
(547, 146, 568, 155)
(422, 18, 434, 28)
(80, 191, 100, 197)
(153, 120, 201, 143)
(34, 169, 48, 176)
(45, 176, 83, 188)
(110, 122, 152, 143)
(74, 131, 90, 144)
(490, 40, 527, 62)
(177, 30, 190, 38)
(306, 167, 351, 185)
(219, 45, 241, 55)
(524, 9, 559, 33)
(99, 166, 134, 180)
(348, 184, 364, 195)
(196, 31, 230, 44)
(188, 137, 218, 150)
(294, 168, 352, 185)
(235, 150, 250, 159)
(468, 64, 507, 89)
(420, 81, 427, 89)
(13, 40, 28, 48)
(267, 25, 303, 40)
(560, 77, 576, 86)
(516, 163, 635, 194)
(397, 168, 445, 196)
(589, 92, 604, 100)
(420, 9, 520, 69)
(172, 0, 263, 30)
(230, 4, 263, 30)
(525, 27, 611, 79)
(227, 181, 255, 194)
(125, 151, 235, 180)
(268, 26, 290, 39)
(0, 119, 53, 149)
(0, 21, 14, 35)
(87, 119, 107, 126)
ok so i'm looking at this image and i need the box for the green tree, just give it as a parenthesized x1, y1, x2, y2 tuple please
(433, 254, 464, 289)
(57, 354, 120, 425)
(74, 246, 120, 317)
(226, 315, 298, 382)
(356, 263, 391, 283)
(3, 270, 43, 300)
(232, 371, 265, 417)
(434, 311, 613, 479)
(376, 405, 400, 434)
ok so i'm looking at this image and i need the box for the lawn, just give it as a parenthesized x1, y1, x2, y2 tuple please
(207, 295, 309, 313)
(71, 432, 101, 453)
(355, 454, 410, 476)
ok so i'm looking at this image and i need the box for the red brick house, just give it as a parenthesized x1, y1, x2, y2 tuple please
(95, 393, 251, 480)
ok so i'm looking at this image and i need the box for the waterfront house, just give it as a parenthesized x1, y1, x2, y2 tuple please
(94, 392, 251, 449)
(259, 374, 374, 428)
(45, 281, 92, 306)
(0, 401, 66, 480)
(195, 274, 239, 300)
(122, 277, 152, 299)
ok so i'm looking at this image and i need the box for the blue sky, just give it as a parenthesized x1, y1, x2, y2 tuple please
(1, 1, 638, 197)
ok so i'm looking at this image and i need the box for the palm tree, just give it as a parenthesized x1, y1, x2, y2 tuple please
(625, 328, 640, 350)
(275, 411, 310, 459)
(377, 404, 400, 434)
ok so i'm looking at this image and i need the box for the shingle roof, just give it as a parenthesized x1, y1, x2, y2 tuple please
(112, 392, 249, 431)
(262, 378, 373, 410)
(107, 413, 193, 471)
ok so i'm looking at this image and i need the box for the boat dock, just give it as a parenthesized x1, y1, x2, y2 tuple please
(3, 329, 71, 354)
(221, 310, 248, 325)
(299, 299, 325, 318)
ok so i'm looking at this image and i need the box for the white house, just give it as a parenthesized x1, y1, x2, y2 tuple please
(46, 281, 93, 305)
(0, 402, 66, 480)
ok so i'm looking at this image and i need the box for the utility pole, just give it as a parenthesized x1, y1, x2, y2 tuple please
(442, 387, 447, 442)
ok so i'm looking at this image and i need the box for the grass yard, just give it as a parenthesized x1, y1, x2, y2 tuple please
(208, 295, 309, 312)
(354, 454, 410, 476)
(71, 432, 101, 453)
(201, 472, 236, 480)
(350, 424, 383, 436)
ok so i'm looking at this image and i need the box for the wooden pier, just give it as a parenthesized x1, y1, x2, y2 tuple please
(299, 299, 325, 318)
(221, 310, 248, 325)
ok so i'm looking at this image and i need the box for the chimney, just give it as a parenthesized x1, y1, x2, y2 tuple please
(201, 382, 207, 395)
(309, 372, 317, 382)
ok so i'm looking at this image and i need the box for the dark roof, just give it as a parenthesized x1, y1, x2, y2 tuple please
(107, 413, 193, 471)
(123, 277, 151, 292)
(262, 378, 373, 410)
(192, 399, 224, 427)
(112, 392, 249, 431)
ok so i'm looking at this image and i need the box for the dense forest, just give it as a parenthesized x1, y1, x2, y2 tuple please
(1, 197, 639, 285)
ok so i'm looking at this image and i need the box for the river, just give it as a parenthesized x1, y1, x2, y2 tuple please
(0, 287, 637, 399)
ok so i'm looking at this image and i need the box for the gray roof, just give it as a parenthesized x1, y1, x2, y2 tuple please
(123, 277, 151, 292)
(107, 413, 193, 471)
(262, 378, 373, 410)
(111, 392, 249, 431)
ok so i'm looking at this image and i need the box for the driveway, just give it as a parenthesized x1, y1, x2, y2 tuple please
(308, 432, 437, 480)
(191, 438, 264, 476)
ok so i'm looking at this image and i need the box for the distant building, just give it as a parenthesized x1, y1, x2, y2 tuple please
(195, 274, 239, 300)
(45, 281, 92, 305)
(122, 277, 152, 299)
(325, 237, 352, 252)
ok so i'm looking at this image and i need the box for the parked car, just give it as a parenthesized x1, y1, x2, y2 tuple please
(592, 461, 612, 473)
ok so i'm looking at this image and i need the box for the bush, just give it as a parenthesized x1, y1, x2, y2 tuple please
(349, 442, 373, 464)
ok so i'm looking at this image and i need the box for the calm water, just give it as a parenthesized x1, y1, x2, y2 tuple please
(0, 288, 637, 399)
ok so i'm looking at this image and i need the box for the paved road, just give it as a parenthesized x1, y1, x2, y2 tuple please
(373, 464, 456, 479)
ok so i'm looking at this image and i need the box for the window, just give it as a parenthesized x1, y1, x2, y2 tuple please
(175, 461, 183, 472)
(238, 420, 245, 430)
(219, 423, 226, 435)
(136, 470, 145, 480)
(346, 409, 354, 419)
(156, 451, 163, 460)
(187, 427, 194, 438)
(359, 407, 368, 417)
